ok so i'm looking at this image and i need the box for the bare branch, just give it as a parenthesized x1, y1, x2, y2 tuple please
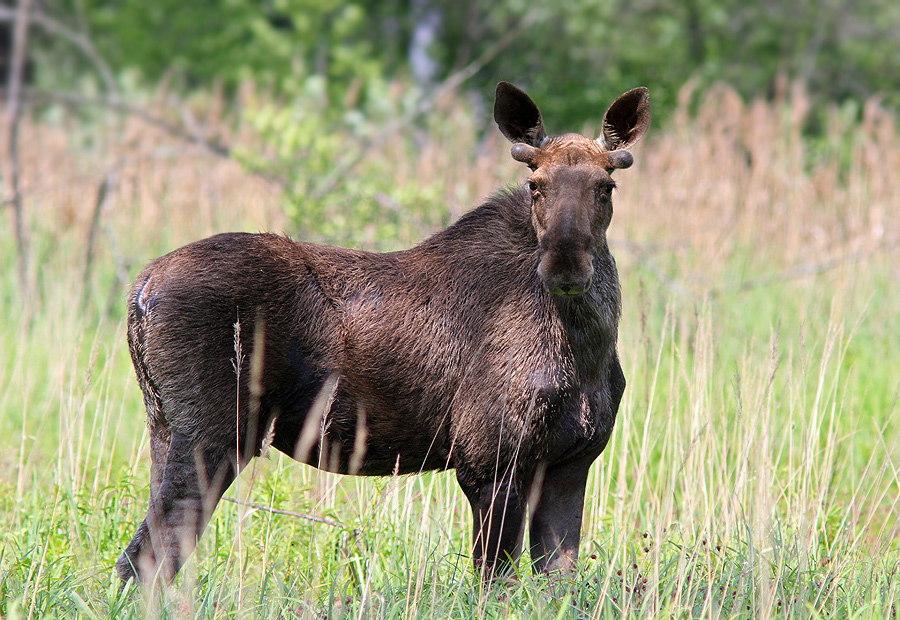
(12, 10, 533, 205)
(309, 13, 538, 202)
(221, 495, 367, 556)
(613, 238, 694, 297)
(615, 236, 900, 299)
(711, 237, 900, 297)
(21, 88, 232, 159)
(3, 0, 33, 293)
(81, 167, 119, 309)
(222, 495, 344, 528)
(0, 4, 118, 97)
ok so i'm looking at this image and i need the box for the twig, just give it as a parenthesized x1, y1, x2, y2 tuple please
(222, 495, 344, 528)
(0, 145, 236, 236)
(21, 88, 231, 159)
(81, 167, 119, 309)
(709, 237, 900, 298)
(613, 238, 694, 297)
(16, 12, 533, 204)
(3, 0, 32, 294)
(19, 90, 292, 191)
(221, 495, 367, 556)
(615, 236, 900, 298)
(102, 218, 132, 317)
(0, 5, 118, 97)
(309, 13, 537, 202)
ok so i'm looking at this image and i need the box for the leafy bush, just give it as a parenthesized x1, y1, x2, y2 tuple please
(235, 77, 448, 249)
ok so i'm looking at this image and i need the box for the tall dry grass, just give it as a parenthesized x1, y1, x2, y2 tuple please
(6, 82, 898, 295)
(620, 80, 898, 266)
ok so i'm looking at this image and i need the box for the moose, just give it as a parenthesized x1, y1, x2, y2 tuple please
(117, 82, 650, 585)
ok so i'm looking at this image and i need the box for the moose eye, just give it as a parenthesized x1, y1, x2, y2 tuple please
(528, 181, 538, 193)
(596, 183, 615, 203)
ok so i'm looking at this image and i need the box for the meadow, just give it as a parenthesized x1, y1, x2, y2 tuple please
(1, 82, 898, 618)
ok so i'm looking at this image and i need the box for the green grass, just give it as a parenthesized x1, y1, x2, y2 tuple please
(2, 238, 897, 618)
(2, 84, 899, 618)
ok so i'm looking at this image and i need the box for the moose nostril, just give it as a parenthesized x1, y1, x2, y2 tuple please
(550, 281, 588, 296)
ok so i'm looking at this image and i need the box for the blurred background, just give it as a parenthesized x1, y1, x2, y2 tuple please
(1, 1, 899, 616)
(4, 0, 899, 296)
(12, 0, 900, 123)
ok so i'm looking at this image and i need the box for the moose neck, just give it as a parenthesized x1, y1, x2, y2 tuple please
(548, 246, 621, 384)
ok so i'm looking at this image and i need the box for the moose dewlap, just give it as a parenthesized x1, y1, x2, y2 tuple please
(117, 82, 650, 584)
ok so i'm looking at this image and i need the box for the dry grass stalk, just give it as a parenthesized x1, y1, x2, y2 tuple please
(3, 81, 897, 290)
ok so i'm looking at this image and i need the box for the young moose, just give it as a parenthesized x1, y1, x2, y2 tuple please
(117, 82, 650, 584)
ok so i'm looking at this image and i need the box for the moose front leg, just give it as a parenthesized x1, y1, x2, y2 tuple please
(528, 459, 591, 575)
(458, 474, 527, 581)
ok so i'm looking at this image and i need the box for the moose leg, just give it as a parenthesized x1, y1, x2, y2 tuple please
(459, 474, 527, 581)
(117, 431, 236, 584)
(528, 460, 591, 575)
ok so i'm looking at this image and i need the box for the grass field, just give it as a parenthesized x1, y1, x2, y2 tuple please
(1, 83, 899, 618)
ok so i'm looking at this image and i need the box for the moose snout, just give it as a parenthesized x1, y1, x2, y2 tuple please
(540, 264, 594, 296)
(537, 223, 596, 296)
(537, 247, 595, 296)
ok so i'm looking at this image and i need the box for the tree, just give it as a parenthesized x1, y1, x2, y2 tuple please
(29, 0, 900, 127)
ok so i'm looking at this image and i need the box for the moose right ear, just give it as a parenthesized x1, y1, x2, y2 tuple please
(494, 82, 548, 147)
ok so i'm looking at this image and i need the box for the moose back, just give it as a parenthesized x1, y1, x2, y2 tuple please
(117, 82, 650, 584)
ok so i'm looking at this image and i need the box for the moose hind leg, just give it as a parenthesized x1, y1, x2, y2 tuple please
(116, 431, 236, 584)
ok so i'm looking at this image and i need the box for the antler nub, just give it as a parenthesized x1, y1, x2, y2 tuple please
(510, 143, 540, 165)
(606, 150, 634, 170)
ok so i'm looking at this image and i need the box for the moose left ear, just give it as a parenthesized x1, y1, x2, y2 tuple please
(598, 87, 650, 151)
(494, 82, 549, 147)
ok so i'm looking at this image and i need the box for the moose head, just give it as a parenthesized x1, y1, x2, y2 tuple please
(494, 82, 650, 296)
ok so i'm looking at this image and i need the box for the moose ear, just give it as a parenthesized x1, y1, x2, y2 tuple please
(494, 82, 548, 147)
(598, 87, 650, 151)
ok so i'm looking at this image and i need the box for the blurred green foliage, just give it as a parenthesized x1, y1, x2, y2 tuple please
(234, 75, 448, 246)
(28, 0, 897, 240)
(38, 0, 900, 128)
